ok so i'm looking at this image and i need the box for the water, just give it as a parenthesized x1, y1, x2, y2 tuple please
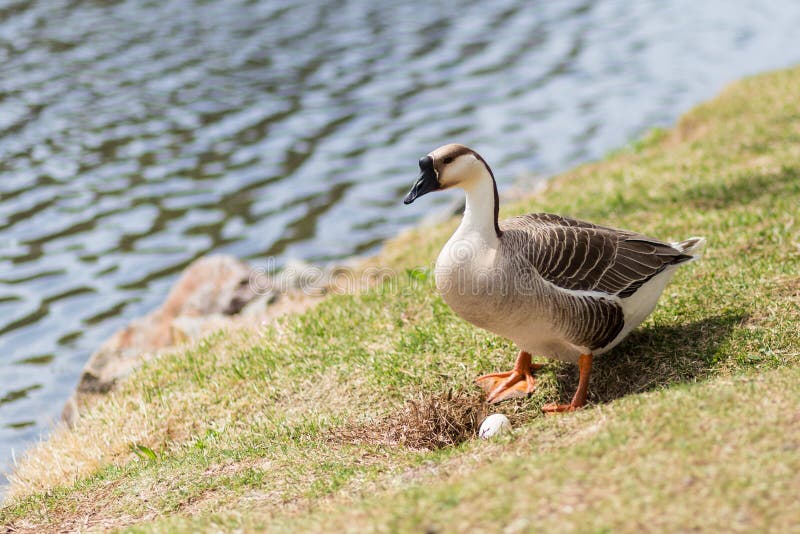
(1, 0, 799, 484)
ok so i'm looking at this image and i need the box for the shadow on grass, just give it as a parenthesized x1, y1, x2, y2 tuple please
(335, 314, 745, 450)
(552, 312, 746, 406)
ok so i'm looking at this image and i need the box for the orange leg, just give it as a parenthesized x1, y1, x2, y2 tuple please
(476, 351, 544, 404)
(542, 353, 593, 413)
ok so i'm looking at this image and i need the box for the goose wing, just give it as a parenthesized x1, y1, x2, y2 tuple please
(500, 213, 693, 298)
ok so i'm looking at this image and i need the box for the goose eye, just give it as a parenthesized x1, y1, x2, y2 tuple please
(443, 156, 454, 164)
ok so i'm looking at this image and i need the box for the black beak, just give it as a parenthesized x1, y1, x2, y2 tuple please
(403, 155, 439, 204)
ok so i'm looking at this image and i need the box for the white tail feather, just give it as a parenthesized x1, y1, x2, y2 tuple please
(673, 236, 706, 261)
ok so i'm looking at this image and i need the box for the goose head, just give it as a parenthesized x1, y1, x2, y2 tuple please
(403, 144, 492, 204)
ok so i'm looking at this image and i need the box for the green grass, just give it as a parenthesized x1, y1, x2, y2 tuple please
(2, 67, 800, 532)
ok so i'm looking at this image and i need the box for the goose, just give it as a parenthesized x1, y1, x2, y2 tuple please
(403, 144, 705, 412)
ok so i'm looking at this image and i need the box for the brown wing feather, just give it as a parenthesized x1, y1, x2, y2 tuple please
(501, 213, 693, 298)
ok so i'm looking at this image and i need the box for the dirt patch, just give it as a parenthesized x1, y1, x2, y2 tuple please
(777, 276, 800, 298)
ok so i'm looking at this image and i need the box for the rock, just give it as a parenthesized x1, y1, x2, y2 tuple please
(62, 255, 259, 426)
(160, 255, 257, 317)
(275, 258, 332, 295)
(248, 257, 355, 298)
(171, 314, 229, 344)
(240, 292, 278, 318)
(61, 254, 345, 426)
(501, 173, 547, 202)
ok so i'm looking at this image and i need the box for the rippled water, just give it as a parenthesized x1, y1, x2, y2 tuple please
(2, 0, 800, 483)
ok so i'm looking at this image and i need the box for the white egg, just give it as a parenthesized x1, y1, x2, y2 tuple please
(478, 413, 512, 439)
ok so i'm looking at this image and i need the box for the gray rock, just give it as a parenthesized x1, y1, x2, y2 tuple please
(240, 292, 279, 318)
(275, 258, 332, 295)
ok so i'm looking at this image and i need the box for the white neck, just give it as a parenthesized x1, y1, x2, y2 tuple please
(458, 172, 500, 245)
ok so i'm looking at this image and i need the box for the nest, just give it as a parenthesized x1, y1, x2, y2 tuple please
(334, 390, 496, 450)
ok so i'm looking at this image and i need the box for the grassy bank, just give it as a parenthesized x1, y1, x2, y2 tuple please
(3, 67, 800, 532)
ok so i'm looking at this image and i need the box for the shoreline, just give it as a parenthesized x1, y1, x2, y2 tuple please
(3, 66, 800, 531)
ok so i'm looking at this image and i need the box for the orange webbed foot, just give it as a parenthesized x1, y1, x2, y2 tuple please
(541, 403, 578, 413)
(541, 353, 593, 415)
(476, 351, 543, 404)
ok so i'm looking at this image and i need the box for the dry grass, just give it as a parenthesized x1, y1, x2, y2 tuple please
(334, 391, 487, 450)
